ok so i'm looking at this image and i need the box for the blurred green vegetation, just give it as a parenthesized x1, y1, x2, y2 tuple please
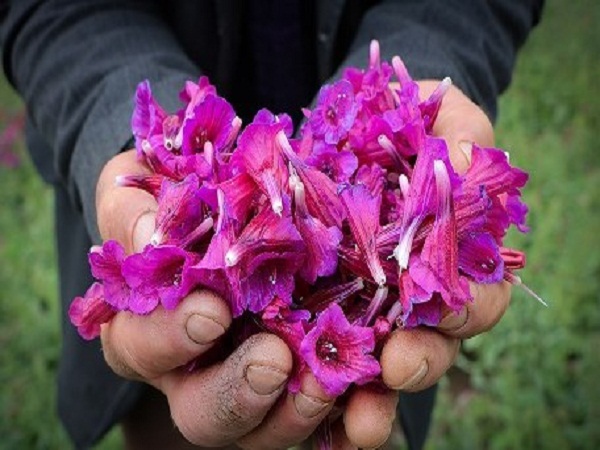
(0, 0, 598, 449)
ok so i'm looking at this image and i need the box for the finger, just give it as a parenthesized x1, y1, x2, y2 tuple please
(344, 387, 399, 449)
(437, 281, 511, 339)
(418, 80, 494, 174)
(236, 371, 334, 449)
(330, 418, 358, 450)
(163, 333, 293, 448)
(96, 149, 157, 254)
(100, 289, 231, 382)
(380, 328, 460, 392)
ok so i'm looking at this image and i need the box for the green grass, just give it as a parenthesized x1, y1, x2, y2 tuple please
(0, 0, 598, 448)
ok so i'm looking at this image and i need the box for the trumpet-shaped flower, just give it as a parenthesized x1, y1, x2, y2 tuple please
(300, 303, 380, 396)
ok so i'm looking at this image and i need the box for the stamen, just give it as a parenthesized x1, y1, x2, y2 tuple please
(393, 218, 420, 270)
(363, 286, 389, 326)
(150, 231, 163, 246)
(392, 56, 410, 87)
(369, 40, 381, 68)
(398, 174, 410, 199)
(225, 248, 239, 267)
(261, 171, 284, 216)
(505, 272, 548, 307)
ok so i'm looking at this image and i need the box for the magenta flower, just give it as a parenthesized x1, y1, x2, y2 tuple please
(262, 297, 310, 392)
(300, 303, 380, 396)
(88, 240, 131, 310)
(340, 184, 387, 286)
(291, 172, 342, 283)
(309, 79, 358, 145)
(181, 95, 237, 155)
(418, 160, 471, 312)
(231, 120, 289, 215)
(152, 174, 205, 245)
(457, 145, 529, 236)
(393, 137, 459, 270)
(70, 41, 537, 399)
(278, 132, 346, 229)
(306, 141, 358, 183)
(458, 231, 504, 284)
(68, 283, 116, 340)
(179, 76, 217, 112)
(131, 80, 166, 159)
(122, 245, 197, 313)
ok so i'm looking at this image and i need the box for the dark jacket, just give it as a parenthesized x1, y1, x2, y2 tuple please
(0, 1, 543, 448)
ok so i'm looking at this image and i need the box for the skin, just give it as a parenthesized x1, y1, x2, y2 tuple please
(96, 80, 510, 449)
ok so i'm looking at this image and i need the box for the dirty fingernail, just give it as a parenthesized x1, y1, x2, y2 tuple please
(294, 392, 329, 418)
(438, 307, 468, 332)
(245, 365, 288, 395)
(393, 360, 429, 390)
(185, 314, 226, 346)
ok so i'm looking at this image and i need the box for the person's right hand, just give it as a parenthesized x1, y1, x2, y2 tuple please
(96, 150, 336, 449)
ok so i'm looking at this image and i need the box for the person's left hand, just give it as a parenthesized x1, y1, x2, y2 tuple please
(339, 80, 511, 449)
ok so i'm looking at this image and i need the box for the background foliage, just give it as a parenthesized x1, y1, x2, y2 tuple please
(0, 0, 598, 448)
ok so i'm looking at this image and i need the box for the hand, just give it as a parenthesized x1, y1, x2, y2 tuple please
(339, 81, 511, 449)
(96, 151, 336, 449)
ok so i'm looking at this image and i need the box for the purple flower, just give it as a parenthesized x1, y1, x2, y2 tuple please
(122, 245, 197, 313)
(306, 141, 358, 183)
(300, 303, 380, 396)
(309, 80, 358, 145)
(456, 145, 529, 237)
(88, 240, 131, 310)
(278, 132, 346, 228)
(152, 174, 205, 245)
(230, 119, 289, 215)
(416, 160, 472, 312)
(69, 283, 116, 340)
(340, 184, 387, 286)
(131, 80, 166, 158)
(290, 172, 342, 283)
(181, 95, 237, 155)
(458, 231, 504, 284)
(262, 297, 310, 392)
(393, 137, 459, 270)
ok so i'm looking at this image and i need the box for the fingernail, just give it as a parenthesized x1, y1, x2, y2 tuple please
(245, 365, 288, 395)
(458, 140, 473, 165)
(294, 392, 329, 418)
(438, 308, 468, 332)
(185, 314, 226, 345)
(393, 360, 429, 390)
(133, 211, 156, 253)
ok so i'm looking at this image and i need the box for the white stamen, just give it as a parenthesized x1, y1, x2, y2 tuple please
(225, 248, 239, 267)
(369, 40, 381, 68)
(114, 175, 126, 187)
(378, 134, 396, 152)
(141, 139, 152, 155)
(393, 219, 420, 270)
(150, 231, 162, 246)
(204, 141, 214, 166)
(392, 56, 409, 85)
(216, 189, 225, 233)
(398, 174, 410, 199)
(510, 274, 548, 307)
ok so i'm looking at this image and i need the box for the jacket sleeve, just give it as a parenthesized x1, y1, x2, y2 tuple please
(0, 0, 200, 241)
(336, 0, 544, 120)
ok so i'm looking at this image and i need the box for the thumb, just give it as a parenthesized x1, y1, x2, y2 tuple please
(96, 149, 157, 253)
(417, 80, 494, 174)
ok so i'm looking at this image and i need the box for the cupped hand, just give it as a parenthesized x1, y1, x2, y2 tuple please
(340, 81, 511, 449)
(96, 151, 336, 449)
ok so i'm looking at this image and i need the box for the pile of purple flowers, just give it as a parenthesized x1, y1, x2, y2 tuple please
(70, 41, 534, 396)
